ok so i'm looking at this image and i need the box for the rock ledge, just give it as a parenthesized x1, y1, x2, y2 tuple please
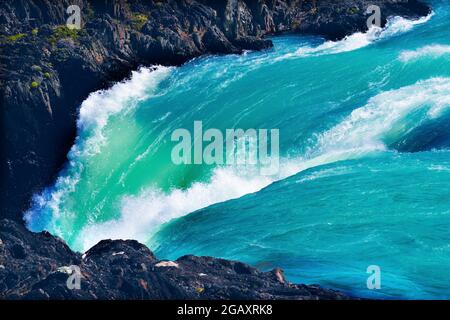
(0, 219, 353, 300)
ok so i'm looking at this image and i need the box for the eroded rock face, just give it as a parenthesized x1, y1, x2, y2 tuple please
(0, 0, 431, 222)
(0, 219, 353, 300)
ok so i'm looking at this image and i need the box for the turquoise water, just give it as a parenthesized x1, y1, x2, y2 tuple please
(26, 1, 450, 299)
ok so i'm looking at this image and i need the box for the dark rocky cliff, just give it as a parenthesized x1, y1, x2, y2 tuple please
(0, 219, 354, 299)
(0, 0, 430, 222)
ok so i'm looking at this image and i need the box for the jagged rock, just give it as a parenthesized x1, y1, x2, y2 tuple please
(0, 0, 431, 222)
(0, 219, 354, 300)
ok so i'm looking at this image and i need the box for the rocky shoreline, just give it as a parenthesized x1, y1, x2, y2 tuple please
(0, 0, 431, 300)
(0, 219, 354, 299)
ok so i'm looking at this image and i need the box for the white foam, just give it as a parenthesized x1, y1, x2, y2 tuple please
(315, 77, 450, 155)
(77, 66, 172, 156)
(25, 66, 173, 234)
(73, 148, 376, 252)
(278, 13, 433, 59)
(73, 77, 450, 252)
(379, 13, 433, 38)
(399, 44, 450, 62)
(294, 27, 381, 57)
(75, 167, 273, 251)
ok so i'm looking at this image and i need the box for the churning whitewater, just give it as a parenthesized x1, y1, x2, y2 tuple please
(26, 0, 450, 299)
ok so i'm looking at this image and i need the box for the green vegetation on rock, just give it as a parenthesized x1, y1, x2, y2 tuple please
(48, 26, 79, 46)
(131, 13, 149, 31)
(30, 81, 40, 89)
(4, 33, 26, 43)
(348, 7, 360, 14)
